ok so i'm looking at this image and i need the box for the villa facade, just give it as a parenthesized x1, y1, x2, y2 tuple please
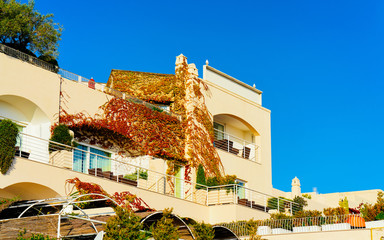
(0, 44, 383, 239)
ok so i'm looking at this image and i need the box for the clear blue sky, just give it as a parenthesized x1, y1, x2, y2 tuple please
(32, 0, 384, 194)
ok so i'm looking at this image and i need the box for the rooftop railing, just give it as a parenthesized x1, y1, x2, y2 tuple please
(219, 214, 366, 237)
(15, 132, 297, 214)
(0, 43, 181, 120)
(214, 129, 260, 162)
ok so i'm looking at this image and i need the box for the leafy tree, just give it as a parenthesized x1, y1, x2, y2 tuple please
(150, 208, 179, 240)
(0, 119, 19, 174)
(192, 221, 214, 240)
(0, 0, 62, 58)
(104, 207, 147, 240)
(292, 196, 308, 215)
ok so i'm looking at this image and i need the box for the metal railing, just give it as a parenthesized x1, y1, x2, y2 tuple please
(214, 129, 260, 162)
(0, 43, 180, 120)
(15, 132, 291, 212)
(219, 214, 365, 237)
(17, 132, 208, 205)
(207, 184, 301, 215)
(0, 43, 58, 72)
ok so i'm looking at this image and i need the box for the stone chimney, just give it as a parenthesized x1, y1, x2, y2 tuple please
(175, 54, 187, 71)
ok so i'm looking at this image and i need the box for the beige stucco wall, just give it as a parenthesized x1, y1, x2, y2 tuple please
(0, 52, 115, 127)
(203, 70, 272, 195)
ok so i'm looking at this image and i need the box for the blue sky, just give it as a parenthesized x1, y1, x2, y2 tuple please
(31, 0, 384, 195)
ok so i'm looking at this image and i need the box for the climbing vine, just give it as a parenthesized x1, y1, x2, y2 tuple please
(60, 55, 228, 181)
(59, 97, 186, 164)
(65, 177, 152, 211)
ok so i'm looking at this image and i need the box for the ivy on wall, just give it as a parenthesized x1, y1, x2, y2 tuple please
(59, 55, 229, 180)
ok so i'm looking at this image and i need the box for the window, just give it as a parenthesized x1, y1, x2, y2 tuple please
(213, 122, 225, 140)
(73, 144, 111, 173)
(235, 179, 246, 199)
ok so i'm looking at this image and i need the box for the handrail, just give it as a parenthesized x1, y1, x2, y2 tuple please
(15, 131, 290, 212)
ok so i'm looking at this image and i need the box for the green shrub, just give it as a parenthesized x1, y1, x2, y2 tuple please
(292, 196, 308, 216)
(196, 164, 206, 189)
(17, 229, 56, 240)
(192, 222, 214, 240)
(104, 207, 147, 240)
(124, 170, 148, 180)
(150, 208, 179, 240)
(267, 197, 291, 212)
(0, 119, 19, 174)
(49, 124, 77, 151)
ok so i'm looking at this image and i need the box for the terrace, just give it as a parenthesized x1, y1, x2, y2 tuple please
(10, 131, 298, 215)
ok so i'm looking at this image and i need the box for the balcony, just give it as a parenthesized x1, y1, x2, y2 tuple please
(214, 128, 260, 162)
(11, 132, 291, 213)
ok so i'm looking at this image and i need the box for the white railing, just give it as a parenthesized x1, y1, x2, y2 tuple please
(15, 132, 289, 213)
(214, 129, 260, 162)
(57, 68, 181, 120)
(219, 214, 365, 237)
(17, 132, 208, 205)
(207, 184, 301, 215)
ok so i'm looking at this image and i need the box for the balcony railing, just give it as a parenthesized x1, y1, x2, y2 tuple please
(214, 129, 260, 162)
(0, 43, 181, 120)
(218, 214, 365, 237)
(14, 132, 297, 214)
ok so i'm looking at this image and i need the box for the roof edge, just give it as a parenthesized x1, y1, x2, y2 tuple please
(205, 65, 262, 94)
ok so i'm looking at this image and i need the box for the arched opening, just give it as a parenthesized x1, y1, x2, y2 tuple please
(141, 211, 195, 240)
(213, 114, 260, 162)
(212, 226, 239, 240)
(3, 182, 60, 200)
(0, 95, 51, 163)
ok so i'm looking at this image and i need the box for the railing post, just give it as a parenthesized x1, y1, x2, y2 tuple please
(278, 198, 280, 212)
(137, 167, 139, 182)
(264, 195, 267, 212)
(206, 187, 209, 206)
(234, 185, 236, 204)
(78, 75, 81, 83)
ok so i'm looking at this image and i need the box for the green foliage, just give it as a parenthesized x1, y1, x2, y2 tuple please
(323, 206, 348, 216)
(0, 119, 19, 174)
(339, 197, 349, 214)
(192, 222, 214, 240)
(49, 124, 77, 151)
(0, 196, 20, 211)
(360, 192, 384, 221)
(294, 210, 322, 218)
(375, 211, 384, 220)
(196, 164, 206, 189)
(292, 196, 308, 215)
(267, 197, 292, 212)
(150, 208, 179, 240)
(302, 193, 312, 199)
(104, 207, 147, 240)
(0, 0, 62, 58)
(124, 170, 148, 181)
(17, 229, 56, 240)
(206, 175, 236, 187)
